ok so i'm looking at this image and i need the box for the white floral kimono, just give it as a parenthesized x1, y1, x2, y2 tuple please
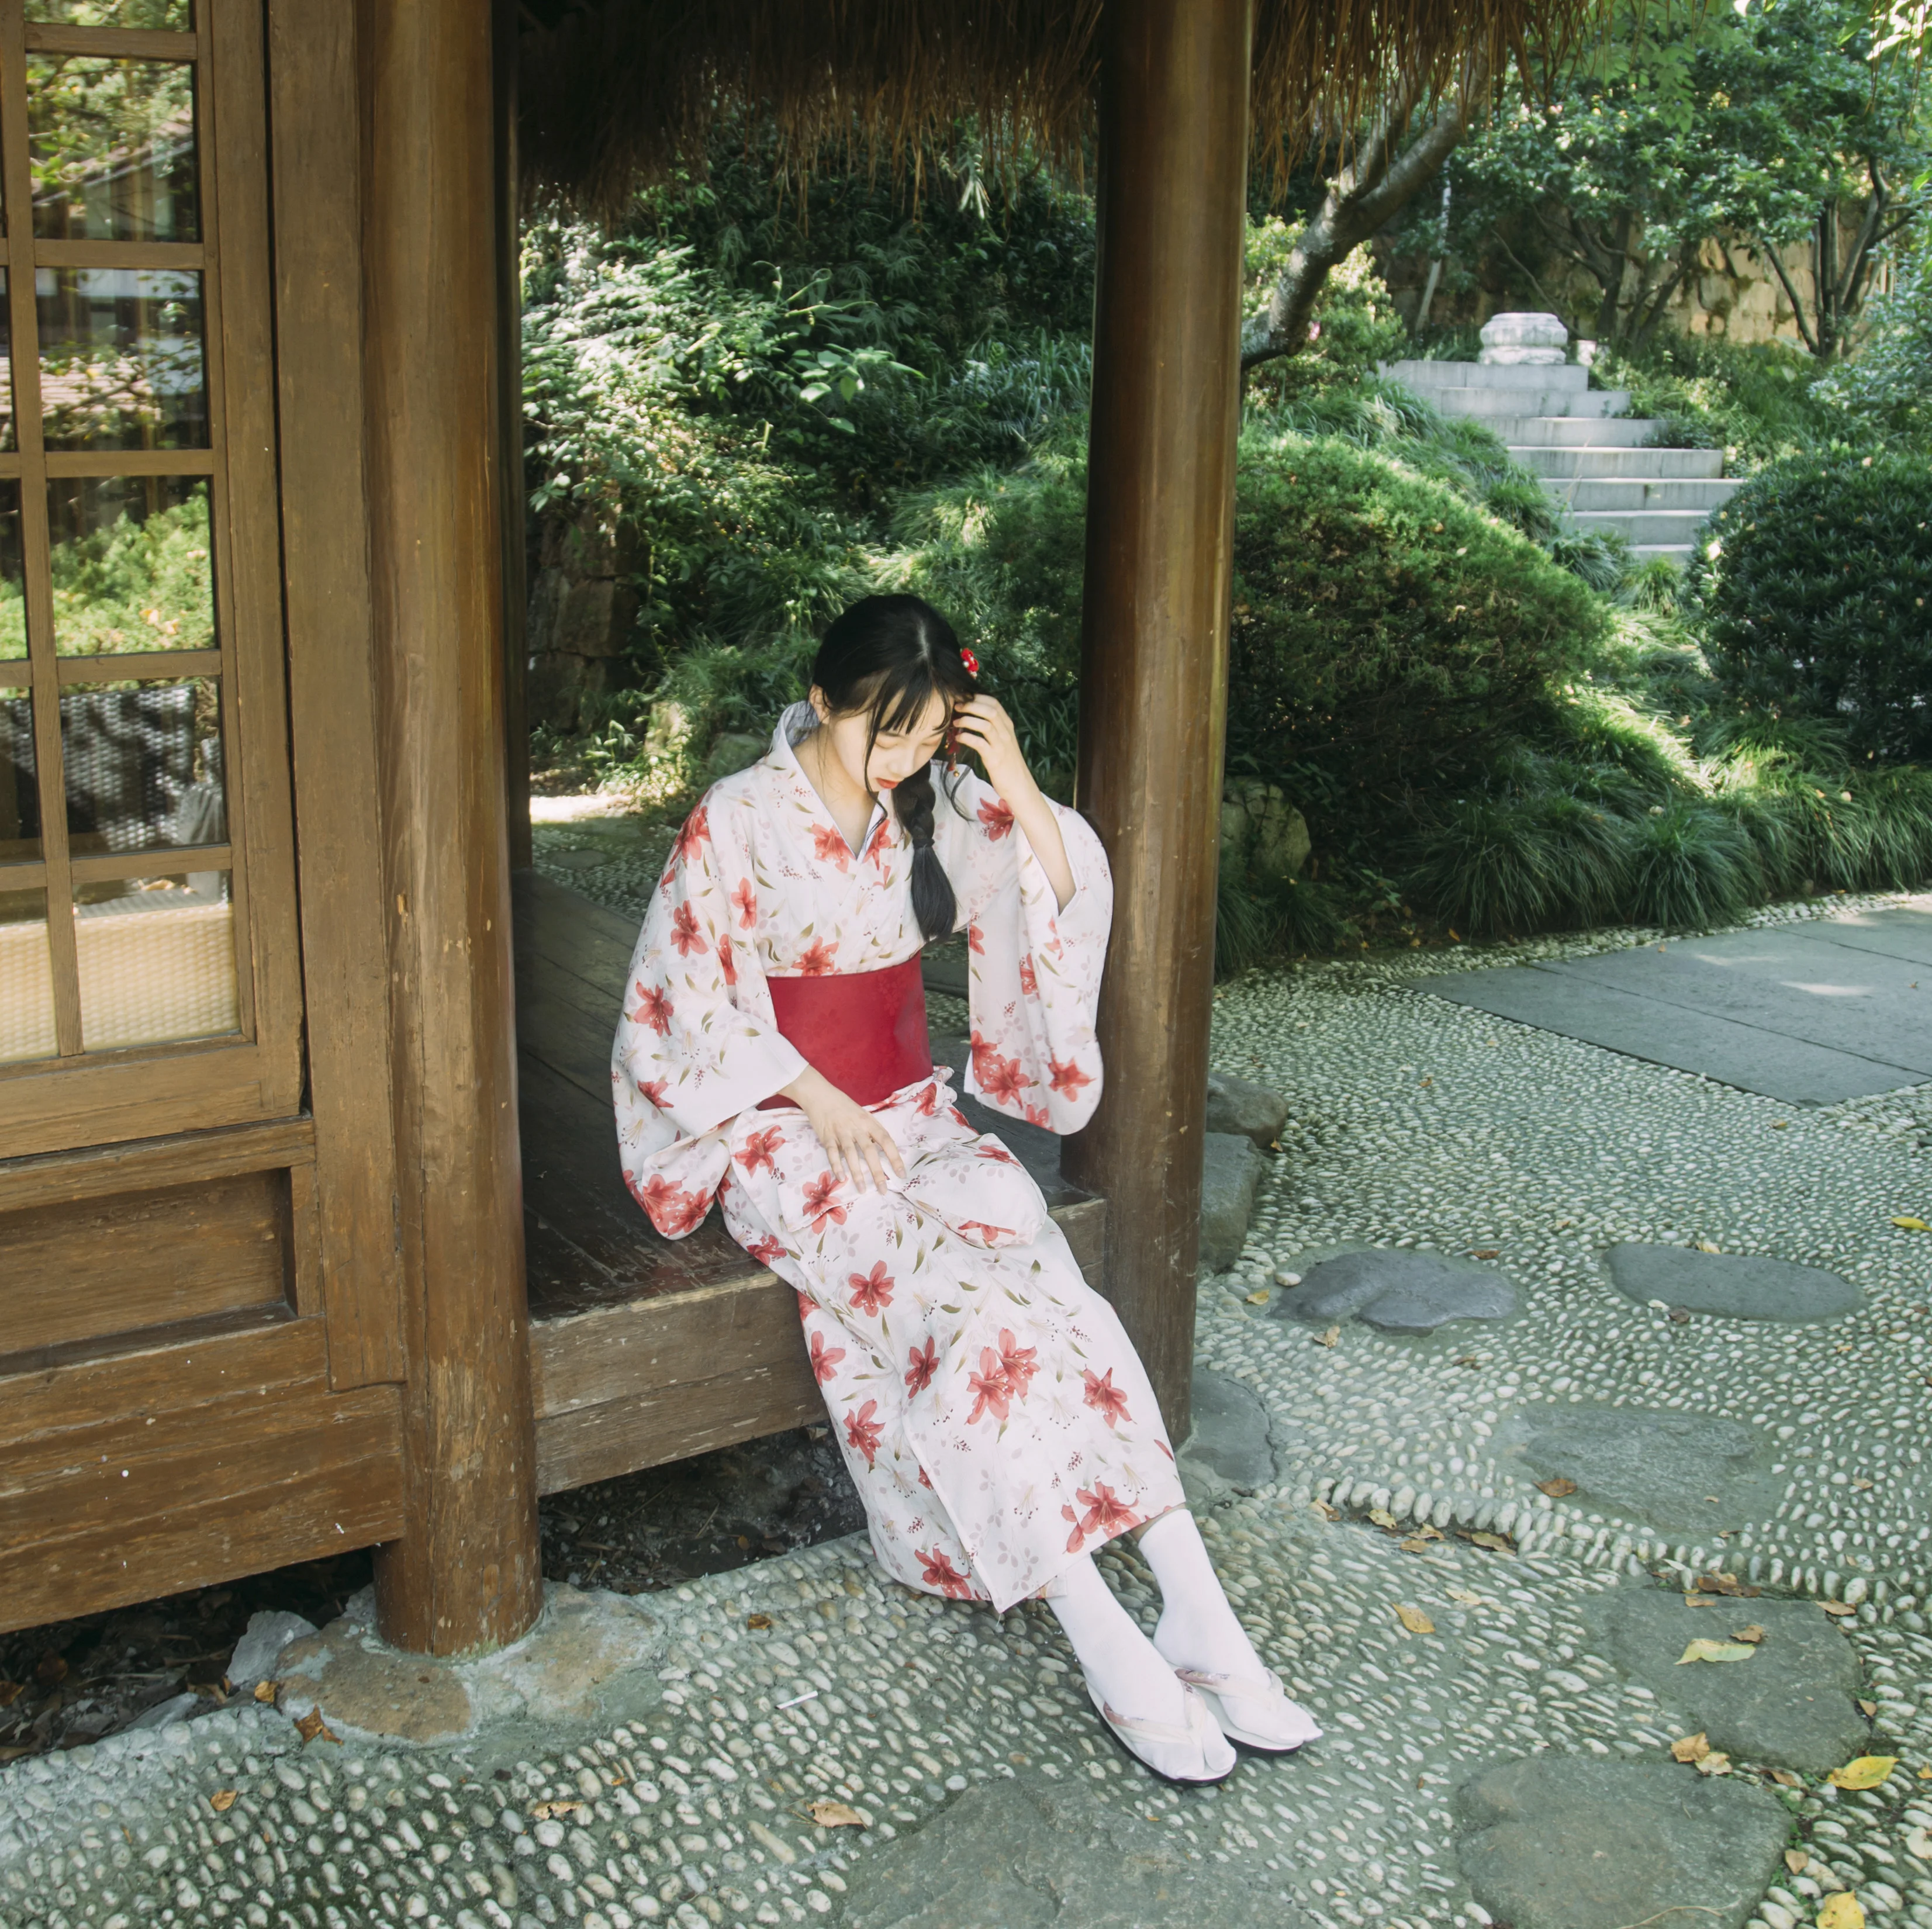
(611, 704, 1184, 1611)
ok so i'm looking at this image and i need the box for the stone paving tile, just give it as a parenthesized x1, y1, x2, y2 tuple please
(7, 891, 1932, 1929)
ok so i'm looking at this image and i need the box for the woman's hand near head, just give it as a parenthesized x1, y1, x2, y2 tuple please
(950, 694, 1076, 912)
(779, 1064, 907, 1194)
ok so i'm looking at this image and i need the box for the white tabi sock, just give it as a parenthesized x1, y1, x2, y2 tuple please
(1138, 1508, 1264, 1678)
(1046, 1554, 1187, 1729)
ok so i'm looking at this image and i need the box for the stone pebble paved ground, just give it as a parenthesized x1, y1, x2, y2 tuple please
(6, 890, 1932, 1929)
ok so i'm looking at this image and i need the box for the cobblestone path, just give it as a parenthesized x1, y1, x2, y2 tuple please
(5, 896, 1931, 1929)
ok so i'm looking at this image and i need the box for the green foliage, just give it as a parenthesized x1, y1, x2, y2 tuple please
(1817, 257, 1932, 436)
(1591, 333, 1866, 473)
(1692, 455, 1932, 759)
(1226, 427, 1610, 804)
(520, 125, 1100, 665)
(1240, 221, 1406, 403)
(1216, 869, 1357, 976)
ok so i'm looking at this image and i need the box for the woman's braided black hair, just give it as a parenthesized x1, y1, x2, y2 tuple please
(811, 594, 976, 944)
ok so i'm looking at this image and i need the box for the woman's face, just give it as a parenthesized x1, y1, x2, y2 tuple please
(811, 686, 950, 797)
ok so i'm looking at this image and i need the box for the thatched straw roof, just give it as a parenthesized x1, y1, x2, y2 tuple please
(518, 0, 1598, 216)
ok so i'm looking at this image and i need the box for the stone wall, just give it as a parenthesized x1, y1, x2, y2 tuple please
(524, 514, 642, 734)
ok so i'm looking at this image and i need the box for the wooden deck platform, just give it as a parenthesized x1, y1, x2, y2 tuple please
(514, 871, 1105, 1496)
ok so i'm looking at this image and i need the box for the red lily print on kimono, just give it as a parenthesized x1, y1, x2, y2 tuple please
(800, 1170, 848, 1233)
(904, 1337, 938, 1396)
(848, 1261, 895, 1316)
(1062, 1482, 1143, 1554)
(844, 1399, 884, 1468)
(808, 1331, 846, 1385)
(611, 704, 1167, 1612)
(918, 1547, 976, 1599)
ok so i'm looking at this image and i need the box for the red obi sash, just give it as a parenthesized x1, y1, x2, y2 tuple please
(758, 956, 934, 1109)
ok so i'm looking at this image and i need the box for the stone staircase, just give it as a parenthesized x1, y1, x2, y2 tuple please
(1380, 357, 1740, 567)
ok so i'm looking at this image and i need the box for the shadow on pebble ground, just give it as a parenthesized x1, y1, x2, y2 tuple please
(0, 1426, 863, 1766)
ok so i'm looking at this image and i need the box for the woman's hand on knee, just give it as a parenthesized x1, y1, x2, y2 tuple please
(782, 1066, 907, 1193)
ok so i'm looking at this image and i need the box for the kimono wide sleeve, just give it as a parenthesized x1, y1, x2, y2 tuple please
(612, 794, 807, 1237)
(932, 766, 1112, 1135)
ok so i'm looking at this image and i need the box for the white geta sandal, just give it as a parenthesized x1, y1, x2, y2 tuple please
(1080, 1668, 1236, 1783)
(1172, 1666, 1322, 1752)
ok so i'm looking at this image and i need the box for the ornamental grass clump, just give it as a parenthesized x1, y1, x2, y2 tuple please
(1693, 455, 1932, 762)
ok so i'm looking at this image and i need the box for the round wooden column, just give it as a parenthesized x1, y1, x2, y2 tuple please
(1061, 0, 1255, 1442)
(362, 0, 543, 1654)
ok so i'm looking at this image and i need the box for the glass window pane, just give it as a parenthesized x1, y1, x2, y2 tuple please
(0, 484, 26, 659)
(29, 56, 199, 243)
(61, 676, 223, 856)
(0, 887, 57, 1064)
(27, 2, 193, 26)
(76, 867, 235, 1050)
(37, 268, 208, 451)
(1, 691, 40, 863)
(49, 476, 212, 656)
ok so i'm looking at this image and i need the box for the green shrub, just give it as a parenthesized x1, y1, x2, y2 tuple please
(1625, 801, 1760, 929)
(1591, 333, 1864, 475)
(1228, 429, 1612, 810)
(1693, 455, 1932, 761)
(1215, 868, 1356, 974)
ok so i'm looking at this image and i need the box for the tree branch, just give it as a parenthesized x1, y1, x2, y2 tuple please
(1241, 46, 1494, 372)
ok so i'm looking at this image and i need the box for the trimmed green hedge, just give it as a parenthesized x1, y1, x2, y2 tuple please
(1694, 456, 1932, 760)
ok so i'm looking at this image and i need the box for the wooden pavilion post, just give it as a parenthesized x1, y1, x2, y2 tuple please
(1062, 0, 1255, 1442)
(361, 0, 544, 1654)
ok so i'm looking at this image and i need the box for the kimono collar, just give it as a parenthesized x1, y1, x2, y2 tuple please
(770, 700, 897, 865)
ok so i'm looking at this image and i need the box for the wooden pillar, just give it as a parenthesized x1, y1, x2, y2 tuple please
(1062, 0, 1254, 1443)
(361, 0, 543, 1655)
(495, 0, 533, 872)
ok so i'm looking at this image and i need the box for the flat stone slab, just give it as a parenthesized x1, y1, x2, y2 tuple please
(1495, 1403, 1784, 1536)
(1179, 1365, 1277, 1498)
(276, 1582, 662, 1746)
(1413, 899, 1932, 1101)
(1582, 1586, 1866, 1772)
(1454, 1756, 1789, 1929)
(1606, 1242, 1861, 1323)
(1200, 1131, 1266, 1271)
(839, 1769, 1305, 1928)
(1272, 1248, 1515, 1333)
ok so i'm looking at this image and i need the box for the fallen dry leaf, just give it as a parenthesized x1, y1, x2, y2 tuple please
(1536, 1477, 1578, 1498)
(1471, 1249, 1501, 1259)
(34, 1655, 66, 1686)
(1693, 1239, 1722, 1254)
(1368, 1508, 1399, 1530)
(1693, 1572, 1758, 1598)
(0, 1682, 22, 1708)
(1678, 1640, 1758, 1665)
(1769, 1770, 1803, 1789)
(1921, 1764, 1932, 1780)
(1244, 1290, 1271, 1305)
(532, 1800, 586, 1820)
(746, 1614, 773, 1631)
(1694, 1750, 1731, 1776)
(1785, 1848, 1810, 1873)
(1398, 1536, 1439, 1554)
(209, 1790, 238, 1813)
(253, 1681, 278, 1704)
(1772, 1119, 1789, 1129)
(1314, 1325, 1341, 1347)
(1823, 1600, 1859, 1617)
(1892, 1216, 1930, 1233)
(1851, 1478, 1875, 1491)
(1394, 1605, 1436, 1635)
(1860, 1699, 1879, 1718)
(1670, 1732, 1710, 1763)
(1312, 1501, 1340, 1522)
(1829, 1755, 1898, 1790)
(1467, 1531, 1516, 1555)
(804, 1800, 866, 1828)
(1732, 1625, 1767, 1644)
(293, 1707, 340, 1747)
(1446, 1588, 1487, 1608)
(1817, 1894, 1866, 1929)
(1905, 1826, 1932, 1861)
(1682, 1593, 1720, 1608)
